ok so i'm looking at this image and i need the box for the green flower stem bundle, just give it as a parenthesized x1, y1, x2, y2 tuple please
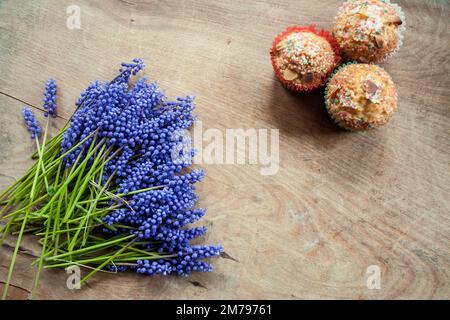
(1, 124, 166, 299)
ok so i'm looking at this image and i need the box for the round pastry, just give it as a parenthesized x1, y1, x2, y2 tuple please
(332, 0, 405, 63)
(270, 25, 341, 93)
(325, 63, 397, 131)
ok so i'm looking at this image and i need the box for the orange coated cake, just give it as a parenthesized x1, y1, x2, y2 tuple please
(270, 25, 341, 93)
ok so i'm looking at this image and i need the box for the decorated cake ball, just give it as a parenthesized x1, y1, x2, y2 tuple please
(270, 25, 341, 93)
(332, 0, 405, 63)
(325, 63, 397, 131)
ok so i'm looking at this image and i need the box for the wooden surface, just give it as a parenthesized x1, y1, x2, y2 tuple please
(0, 0, 449, 299)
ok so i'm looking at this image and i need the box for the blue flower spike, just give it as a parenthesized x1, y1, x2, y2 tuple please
(22, 107, 41, 139)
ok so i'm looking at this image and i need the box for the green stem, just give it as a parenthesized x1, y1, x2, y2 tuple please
(79, 238, 137, 285)
(32, 208, 52, 299)
(36, 119, 50, 192)
(46, 234, 135, 261)
(2, 137, 42, 300)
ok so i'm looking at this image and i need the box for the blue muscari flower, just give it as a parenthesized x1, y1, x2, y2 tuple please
(61, 59, 221, 276)
(135, 245, 223, 276)
(115, 58, 145, 84)
(104, 264, 129, 272)
(22, 107, 41, 139)
(43, 79, 57, 117)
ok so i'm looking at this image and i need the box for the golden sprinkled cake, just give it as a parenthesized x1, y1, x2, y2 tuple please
(332, 0, 405, 63)
(325, 63, 397, 130)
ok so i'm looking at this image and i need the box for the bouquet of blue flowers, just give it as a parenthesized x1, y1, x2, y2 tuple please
(0, 59, 222, 299)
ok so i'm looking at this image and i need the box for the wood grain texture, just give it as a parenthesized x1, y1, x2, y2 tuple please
(0, 0, 449, 299)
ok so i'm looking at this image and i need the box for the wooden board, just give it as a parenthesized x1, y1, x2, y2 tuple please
(0, 0, 449, 299)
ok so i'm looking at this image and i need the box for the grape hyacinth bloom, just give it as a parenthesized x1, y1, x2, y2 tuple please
(22, 107, 41, 139)
(60, 58, 222, 277)
(136, 245, 223, 276)
(43, 79, 57, 117)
